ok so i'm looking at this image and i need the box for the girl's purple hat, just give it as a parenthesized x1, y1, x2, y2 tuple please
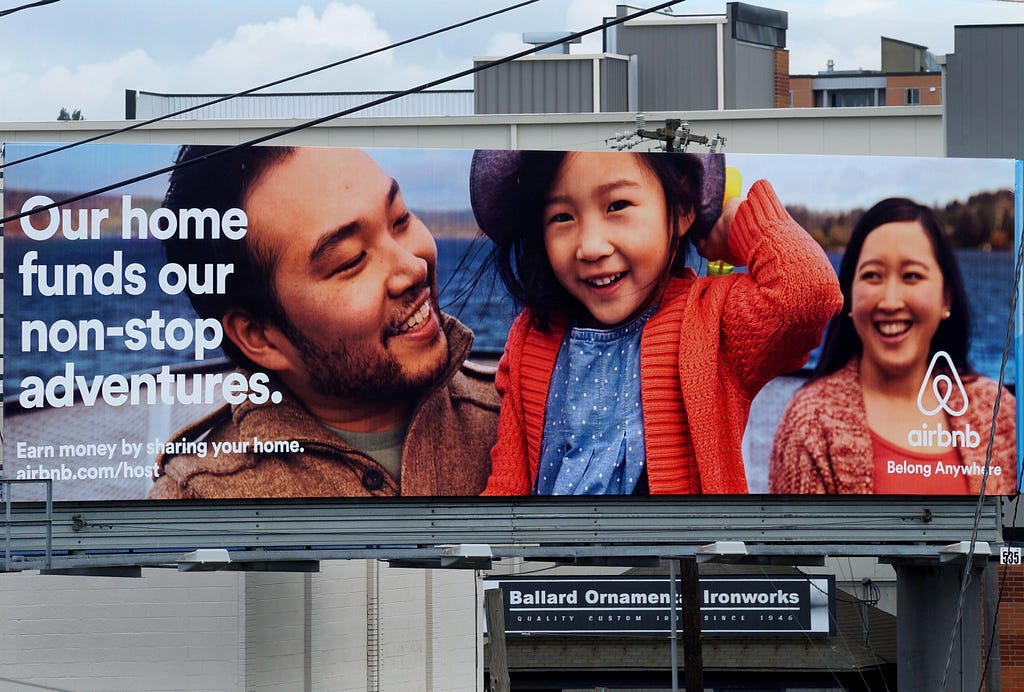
(469, 149, 726, 244)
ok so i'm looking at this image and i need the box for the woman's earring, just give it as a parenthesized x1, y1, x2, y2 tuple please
(943, 309, 951, 319)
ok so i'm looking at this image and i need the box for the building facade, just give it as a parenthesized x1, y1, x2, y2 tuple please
(790, 36, 942, 109)
(474, 2, 789, 115)
(945, 23, 1024, 159)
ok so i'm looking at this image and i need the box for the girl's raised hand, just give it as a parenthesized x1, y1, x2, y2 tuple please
(695, 195, 743, 266)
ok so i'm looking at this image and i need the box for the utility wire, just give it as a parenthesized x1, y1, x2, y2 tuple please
(0, 0, 539, 171)
(979, 169, 1024, 689)
(0, 0, 59, 19)
(0, 0, 682, 228)
(763, 568, 851, 689)
(980, 495, 1021, 691)
(801, 568, 892, 690)
(938, 198, 1024, 690)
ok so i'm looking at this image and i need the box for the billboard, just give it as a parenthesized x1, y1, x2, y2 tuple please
(483, 575, 836, 636)
(1, 142, 1019, 500)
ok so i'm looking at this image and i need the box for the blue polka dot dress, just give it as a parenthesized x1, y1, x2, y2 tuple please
(534, 308, 652, 495)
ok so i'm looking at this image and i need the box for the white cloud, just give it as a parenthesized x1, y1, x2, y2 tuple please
(180, 4, 393, 92)
(566, 0, 616, 53)
(482, 2, 620, 58)
(484, 31, 529, 58)
(566, 0, 616, 27)
(0, 2, 474, 121)
(170, 2, 484, 97)
(0, 50, 158, 122)
(792, 37, 881, 73)
(238, 4, 387, 50)
(819, 0, 898, 19)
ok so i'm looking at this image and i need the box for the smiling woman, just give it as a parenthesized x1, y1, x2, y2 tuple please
(768, 197, 1018, 496)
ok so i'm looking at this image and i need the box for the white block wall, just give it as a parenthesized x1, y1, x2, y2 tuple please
(0, 561, 481, 691)
(0, 569, 245, 691)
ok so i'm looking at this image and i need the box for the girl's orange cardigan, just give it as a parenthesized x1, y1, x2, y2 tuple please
(483, 180, 843, 496)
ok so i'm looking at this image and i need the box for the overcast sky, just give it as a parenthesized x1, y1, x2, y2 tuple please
(1, 0, 1021, 122)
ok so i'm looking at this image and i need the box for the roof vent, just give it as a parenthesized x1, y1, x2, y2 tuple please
(522, 31, 581, 55)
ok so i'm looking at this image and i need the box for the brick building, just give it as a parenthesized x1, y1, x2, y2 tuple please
(789, 37, 941, 108)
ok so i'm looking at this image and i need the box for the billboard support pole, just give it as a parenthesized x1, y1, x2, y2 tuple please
(484, 588, 511, 692)
(669, 559, 679, 691)
(895, 561, 983, 690)
(681, 558, 704, 692)
(670, 558, 705, 691)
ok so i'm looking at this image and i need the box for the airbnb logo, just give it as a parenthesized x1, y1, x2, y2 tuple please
(916, 350, 969, 417)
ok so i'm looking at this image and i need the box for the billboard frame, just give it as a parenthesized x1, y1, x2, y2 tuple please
(0, 494, 1005, 573)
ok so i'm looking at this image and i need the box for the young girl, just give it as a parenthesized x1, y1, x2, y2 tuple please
(470, 149, 842, 495)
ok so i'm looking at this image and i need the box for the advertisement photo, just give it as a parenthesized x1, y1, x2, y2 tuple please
(3, 143, 1019, 500)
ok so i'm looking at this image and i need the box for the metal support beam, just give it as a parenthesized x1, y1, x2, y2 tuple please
(0, 497, 1005, 573)
(895, 561, 983, 690)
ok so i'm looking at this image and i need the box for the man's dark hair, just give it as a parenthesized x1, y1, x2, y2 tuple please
(161, 144, 295, 368)
(813, 196, 973, 381)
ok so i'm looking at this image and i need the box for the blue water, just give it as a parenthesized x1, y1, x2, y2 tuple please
(3, 237, 1017, 389)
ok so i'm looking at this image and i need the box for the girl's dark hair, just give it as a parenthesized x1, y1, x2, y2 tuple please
(489, 150, 703, 331)
(813, 196, 972, 379)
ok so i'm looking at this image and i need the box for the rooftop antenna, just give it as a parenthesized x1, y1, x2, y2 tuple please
(606, 115, 726, 153)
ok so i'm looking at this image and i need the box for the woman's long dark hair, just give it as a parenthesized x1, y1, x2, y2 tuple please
(813, 197, 972, 380)
(489, 151, 702, 331)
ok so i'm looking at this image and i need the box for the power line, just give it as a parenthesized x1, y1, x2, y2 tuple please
(980, 494, 1021, 690)
(0, 0, 539, 171)
(938, 202, 1024, 690)
(764, 568, 850, 689)
(0, 0, 682, 228)
(0, 0, 59, 19)
(979, 163, 1024, 690)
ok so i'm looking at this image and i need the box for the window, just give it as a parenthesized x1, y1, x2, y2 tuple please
(830, 90, 874, 107)
(905, 88, 921, 105)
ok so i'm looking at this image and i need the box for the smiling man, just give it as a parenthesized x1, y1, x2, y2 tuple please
(148, 145, 499, 498)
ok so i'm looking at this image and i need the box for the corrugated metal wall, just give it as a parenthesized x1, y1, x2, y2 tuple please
(615, 23, 720, 112)
(600, 57, 630, 113)
(731, 42, 776, 109)
(474, 58, 595, 114)
(945, 25, 1024, 159)
(133, 90, 475, 120)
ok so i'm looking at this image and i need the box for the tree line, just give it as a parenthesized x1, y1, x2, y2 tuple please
(789, 189, 1015, 251)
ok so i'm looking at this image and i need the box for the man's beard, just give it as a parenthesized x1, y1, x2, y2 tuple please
(277, 311, 448, 401)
